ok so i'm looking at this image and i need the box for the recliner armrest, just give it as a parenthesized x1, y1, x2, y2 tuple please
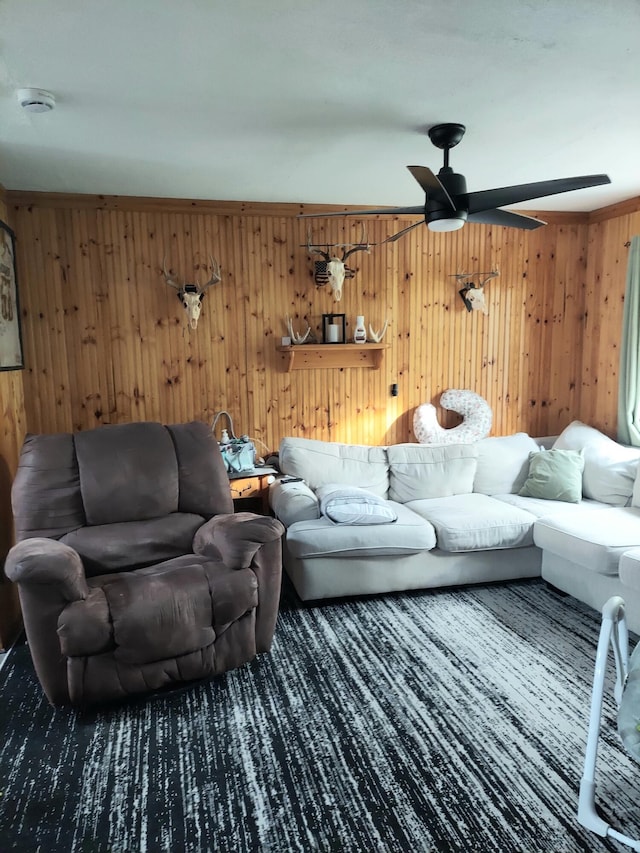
(193, 512, 284, 653)
(5, 538, 89, 707)
(5, 537, 89, 601)
(193, 512, 284, 569)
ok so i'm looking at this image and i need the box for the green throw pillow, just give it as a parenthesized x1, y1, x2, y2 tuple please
(518, 449, 584, 503)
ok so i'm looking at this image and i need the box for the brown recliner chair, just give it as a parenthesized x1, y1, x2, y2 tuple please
(5, 420, 284, 707)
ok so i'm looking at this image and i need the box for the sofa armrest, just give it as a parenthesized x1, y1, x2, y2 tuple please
(5, 538, 89, 706)
(269, 479, 320, 527)
(192, 512, 285, 653)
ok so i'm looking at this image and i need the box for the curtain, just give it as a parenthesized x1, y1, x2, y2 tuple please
(618, 235, 640, 445)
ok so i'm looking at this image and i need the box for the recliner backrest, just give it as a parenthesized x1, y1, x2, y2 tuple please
(12, 420, 233, 541)
(75, 422, 179, 524)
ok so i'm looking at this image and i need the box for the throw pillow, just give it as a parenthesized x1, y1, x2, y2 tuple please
(316, 484, 398, 525)
(553, 420, 640, 505)
(518, 449, 584, 503)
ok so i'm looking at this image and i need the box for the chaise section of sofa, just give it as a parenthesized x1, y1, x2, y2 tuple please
(530, 421, 640, 632)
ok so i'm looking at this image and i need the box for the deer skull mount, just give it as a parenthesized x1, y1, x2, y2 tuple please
(162, 255, 221, 330)
(305, 228, 371, 301)
(452, 271, 499, 317)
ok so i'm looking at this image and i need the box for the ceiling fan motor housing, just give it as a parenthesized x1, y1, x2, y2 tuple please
(425, 168, 468, 227)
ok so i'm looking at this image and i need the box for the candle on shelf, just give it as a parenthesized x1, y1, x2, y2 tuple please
(327, 324, 339, 343)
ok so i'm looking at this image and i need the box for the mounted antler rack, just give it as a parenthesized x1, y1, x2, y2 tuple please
(303, 226, 373, 301)
(450, 270, 499, 316)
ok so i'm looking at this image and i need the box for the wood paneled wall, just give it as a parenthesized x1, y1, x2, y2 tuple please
(1, 189, 638, 645)
(9, 192, 620, 449)
(0, 187, 25, 649)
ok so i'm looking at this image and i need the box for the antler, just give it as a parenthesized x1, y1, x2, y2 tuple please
(285, 315, 311, 345)
(162, 256, 182, 290)
(198, 255, 222, 292)
(341, 225, 371, 262)
(368, 318, 389, 343)
(451, 270, 498, 287)
(306, 230, 331, 262)
(479, 270, 499, 288)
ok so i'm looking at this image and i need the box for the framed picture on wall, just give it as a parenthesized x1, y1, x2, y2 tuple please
(0, 220, 24, 370)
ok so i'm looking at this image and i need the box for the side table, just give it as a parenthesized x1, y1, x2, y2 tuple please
(228, 467, 278, 514)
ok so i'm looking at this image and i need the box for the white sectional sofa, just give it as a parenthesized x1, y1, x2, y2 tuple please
(270, 422, 640, 632)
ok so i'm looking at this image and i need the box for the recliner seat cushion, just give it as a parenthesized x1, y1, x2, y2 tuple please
(406, 493, 536, 552)
(534, 507, 640, 576)
(60, 513, 205, 575)
(74, 422, 179, 525)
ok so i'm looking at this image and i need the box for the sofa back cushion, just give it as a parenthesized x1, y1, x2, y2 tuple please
(387, 443, 478, 503)
(473, 433, 541, 495)
(553, 420, 640, 506)
(75, 422, 179, 525)
(279, 438, 389, 498)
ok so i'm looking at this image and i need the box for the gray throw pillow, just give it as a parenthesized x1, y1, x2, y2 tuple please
(316, 484, 398, 525)
(518, 449, 584, 503)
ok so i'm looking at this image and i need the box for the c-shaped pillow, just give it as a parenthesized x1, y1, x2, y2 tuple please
(413, 389, 492, 445)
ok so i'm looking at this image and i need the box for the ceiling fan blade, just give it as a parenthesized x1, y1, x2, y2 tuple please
(297, 206, 423, 219)
(407, 166, 456, 210)
(467, 208, 546, 230)
(467, 174, 611, 214)
(381, 221, 424, 243)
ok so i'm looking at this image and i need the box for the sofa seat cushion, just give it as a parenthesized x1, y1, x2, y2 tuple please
(492, 493, 611, 518)
(534, 507, 640, 576)
(60, 513, 206, 576)
(286, 503, 436, 559)
(405, 493, 536, 552)
(619, 547, 640, 592)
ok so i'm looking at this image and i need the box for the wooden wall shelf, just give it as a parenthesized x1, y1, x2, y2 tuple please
(276, 343, 387, 371)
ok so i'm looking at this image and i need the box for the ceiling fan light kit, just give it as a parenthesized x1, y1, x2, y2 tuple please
(427, 214, 466, 232)
(298, 122, 611, 241)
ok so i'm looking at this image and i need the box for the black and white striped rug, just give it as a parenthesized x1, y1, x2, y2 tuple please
(1, 578, 639, 852)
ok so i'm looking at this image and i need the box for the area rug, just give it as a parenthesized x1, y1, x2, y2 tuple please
(1, 579, 639, 853)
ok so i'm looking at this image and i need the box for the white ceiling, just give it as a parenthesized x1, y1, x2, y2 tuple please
(1, 0, 639, 212)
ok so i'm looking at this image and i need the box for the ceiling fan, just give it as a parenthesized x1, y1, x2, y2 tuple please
(299, 123, 611, 242)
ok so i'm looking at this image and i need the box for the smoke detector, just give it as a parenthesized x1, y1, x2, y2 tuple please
(17, 88, 56, 113)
